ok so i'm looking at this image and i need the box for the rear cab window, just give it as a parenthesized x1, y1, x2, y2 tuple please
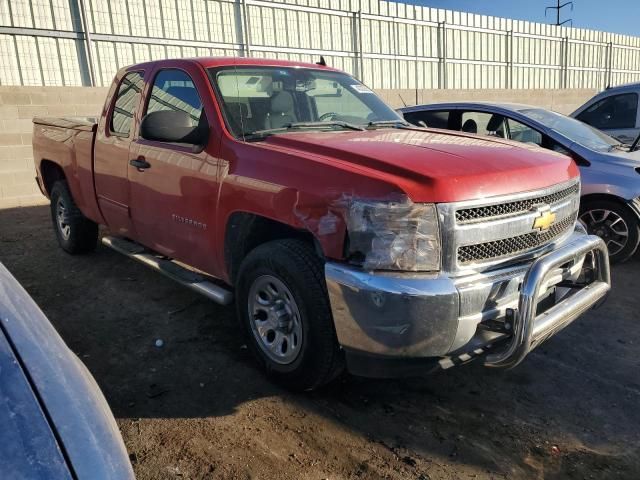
(110, 71, 144, 137)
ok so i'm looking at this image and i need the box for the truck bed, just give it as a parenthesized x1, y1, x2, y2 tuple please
(33, 116, 97, 131)
(32, 115, 103, 224)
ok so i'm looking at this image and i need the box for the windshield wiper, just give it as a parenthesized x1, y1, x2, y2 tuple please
(630, 133, 640, 152)
(241, 121, 365, 140)
(366, 120, 412, 130)
(287, 121, 365, 131)
(609, 143, 630, 152)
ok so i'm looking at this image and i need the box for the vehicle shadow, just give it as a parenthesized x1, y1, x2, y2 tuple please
(2, 204, 640, 479)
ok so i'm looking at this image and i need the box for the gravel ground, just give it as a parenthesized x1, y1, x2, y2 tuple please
(1, 204, 639, 480)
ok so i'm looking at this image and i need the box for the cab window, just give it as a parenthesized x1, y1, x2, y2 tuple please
(577, 93, 638, 130)
(506, 118, 543, 145)
(110, 71, 144, 136)
(460, 111, 507, 137)
(403, 110, 450, 129)
(146, 69, 204, 127)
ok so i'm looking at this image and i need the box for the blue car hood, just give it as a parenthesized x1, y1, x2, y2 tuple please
(0, 330, 72, 479)
(0, 263, 134, 479)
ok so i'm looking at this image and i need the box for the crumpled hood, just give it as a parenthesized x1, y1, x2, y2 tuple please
(261, 128, 579, 202)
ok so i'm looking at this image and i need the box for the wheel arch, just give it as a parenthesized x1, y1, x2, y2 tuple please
(580, 193, 640, 217)
(224, 211, 324, 285)
(39, 159, 66, 196)
(580, 192, 640, 262)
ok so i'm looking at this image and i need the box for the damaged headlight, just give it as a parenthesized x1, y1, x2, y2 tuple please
(345, 199, 441, 271)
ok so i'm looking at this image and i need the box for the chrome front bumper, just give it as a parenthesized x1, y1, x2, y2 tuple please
(325, 228, 610, 373)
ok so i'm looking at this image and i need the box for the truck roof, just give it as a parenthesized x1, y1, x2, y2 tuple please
(128, 57, 342, 73)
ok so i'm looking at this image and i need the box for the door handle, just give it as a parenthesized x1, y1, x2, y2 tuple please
(130, 157, 151, 170)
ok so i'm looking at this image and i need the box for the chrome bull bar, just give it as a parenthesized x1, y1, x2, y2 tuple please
(484, 234, 611, 369)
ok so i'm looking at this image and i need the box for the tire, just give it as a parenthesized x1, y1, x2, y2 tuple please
(579, 199, 640, 264)
(50, 180, 99, 254)
(236, 239, 344, 391)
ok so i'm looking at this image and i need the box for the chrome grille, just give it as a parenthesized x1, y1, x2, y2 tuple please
(455, 183, 579, 224)
(437, 179, 581, 273)
(457, 216, 575, 264)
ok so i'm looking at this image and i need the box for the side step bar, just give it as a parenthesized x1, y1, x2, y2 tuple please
(101, 236, 233, 306)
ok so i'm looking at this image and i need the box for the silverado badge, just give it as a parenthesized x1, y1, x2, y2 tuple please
(532, 205, 556, 232)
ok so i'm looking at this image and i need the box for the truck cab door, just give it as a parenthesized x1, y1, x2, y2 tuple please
(128, 66, 222, 273)
(93, 71, 145, 236)
(575, 92, 639, 144)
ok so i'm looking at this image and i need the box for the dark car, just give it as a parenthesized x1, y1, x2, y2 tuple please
(0, 262, 134, 479)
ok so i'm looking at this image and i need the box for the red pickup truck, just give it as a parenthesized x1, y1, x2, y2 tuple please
(33, 58, 611, 390)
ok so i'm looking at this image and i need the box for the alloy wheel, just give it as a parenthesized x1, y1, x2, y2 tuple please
(579, 208, 629, 256)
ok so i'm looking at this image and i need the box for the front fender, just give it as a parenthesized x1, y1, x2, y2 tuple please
(580, 167, 640, 203)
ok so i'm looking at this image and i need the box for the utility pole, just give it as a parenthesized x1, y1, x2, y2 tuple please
(545, 1, 573, 26)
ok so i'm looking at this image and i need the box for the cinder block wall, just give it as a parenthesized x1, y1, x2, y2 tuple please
(0, 86, 108, 208)
(0, 86, 597, 209)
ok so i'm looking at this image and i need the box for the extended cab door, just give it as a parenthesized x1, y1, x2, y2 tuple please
(128, 64, 222, 272)
(575, 91, 640, 144)
(94, 70, 145, 236)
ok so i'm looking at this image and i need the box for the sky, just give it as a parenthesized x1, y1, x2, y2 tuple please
(397, 1, 639, 37)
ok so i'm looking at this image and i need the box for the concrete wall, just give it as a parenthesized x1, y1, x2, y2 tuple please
(0, 86, 108, 208)
(0, 86, 597, 209)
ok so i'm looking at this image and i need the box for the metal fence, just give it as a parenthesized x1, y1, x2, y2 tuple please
(1, 0, 640, 90)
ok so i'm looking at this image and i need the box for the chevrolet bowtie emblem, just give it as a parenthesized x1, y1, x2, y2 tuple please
(532, 206, 556, 231)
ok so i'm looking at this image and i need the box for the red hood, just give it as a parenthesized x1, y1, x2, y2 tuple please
(260, 128, 579, 203)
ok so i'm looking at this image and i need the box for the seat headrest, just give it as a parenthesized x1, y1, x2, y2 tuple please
(271, 91, 294, 114)
(462, 119, 478, 134)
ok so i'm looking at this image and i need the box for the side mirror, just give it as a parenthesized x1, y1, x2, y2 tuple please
(140, 110, 209, 149)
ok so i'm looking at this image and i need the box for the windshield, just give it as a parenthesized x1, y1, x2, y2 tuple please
(209, 66, 403, 139)
(518, 108, 620, 152)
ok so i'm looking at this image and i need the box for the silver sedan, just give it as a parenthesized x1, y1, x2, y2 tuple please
(400, 102, 640, 262)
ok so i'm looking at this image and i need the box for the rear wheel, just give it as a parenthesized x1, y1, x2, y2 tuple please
(236, 239, 344, 390)
(579, 199, 640, 263)
(50, 180, 98, 254)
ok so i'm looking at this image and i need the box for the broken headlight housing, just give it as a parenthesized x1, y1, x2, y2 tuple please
(345, 199, 441, 271)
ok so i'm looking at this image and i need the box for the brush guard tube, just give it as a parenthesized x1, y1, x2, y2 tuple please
(484, 234, 610, 369)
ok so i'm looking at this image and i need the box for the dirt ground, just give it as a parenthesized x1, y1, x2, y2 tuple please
(1, 204, 639, 480)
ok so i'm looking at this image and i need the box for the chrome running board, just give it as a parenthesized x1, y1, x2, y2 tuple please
(101, 236, 233, 306)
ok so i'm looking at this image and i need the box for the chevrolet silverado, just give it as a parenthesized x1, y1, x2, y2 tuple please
(32, 58, 611, 390)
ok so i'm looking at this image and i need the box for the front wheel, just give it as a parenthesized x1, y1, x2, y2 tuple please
(579, 199, 640, 263)
(236, 239, 344, 390)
